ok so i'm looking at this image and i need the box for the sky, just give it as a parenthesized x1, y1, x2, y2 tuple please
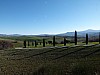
(0, 0, 100, 35)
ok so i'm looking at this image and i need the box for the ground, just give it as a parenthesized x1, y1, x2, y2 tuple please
(0, 44, 99, 75)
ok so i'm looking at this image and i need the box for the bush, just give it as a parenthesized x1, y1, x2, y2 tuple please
(69, 63, 96, 75)
(0, 40, 13, 49)
(48, 41, 52, 44)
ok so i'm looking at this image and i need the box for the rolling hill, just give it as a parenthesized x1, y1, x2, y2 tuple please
(0, 29, 100, 37)
(57, 29, 100, 37)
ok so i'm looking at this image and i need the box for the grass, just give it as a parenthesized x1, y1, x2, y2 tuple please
(0, 36, 100, 75)
(13, 41, 100, 48)
(0, 36, 100, 48)
(0, 44, 99, 75)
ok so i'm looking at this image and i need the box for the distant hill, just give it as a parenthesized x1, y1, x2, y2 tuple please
(0, 29, 100, 37)
(57, 29, 100, 37)
(0, 34, 22, 37)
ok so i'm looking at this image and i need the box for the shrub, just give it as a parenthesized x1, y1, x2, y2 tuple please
(48, 41, 52, 44)
(33, 66, 46, 75)
(69, 63, 96, 75)
(0, 40, 13, 49)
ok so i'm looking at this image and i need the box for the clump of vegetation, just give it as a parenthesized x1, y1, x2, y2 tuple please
(33, 66, 47, 75)
(32, 63, 68, 75)
(69, 63, 97, 75)
(0, 40, 13, 49)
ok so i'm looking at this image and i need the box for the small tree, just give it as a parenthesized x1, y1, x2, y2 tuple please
(32, 41, 34, 46)
(28, 41, 30, 46)
(35, 40, 37, 47)
(23, 40, 26, 48)
(53, 36, 55, 46)
(46, 42, 48, 44)
(86, 33, 88, 45)
(75, 30, 77, 45)
(40, 42, 41, 45)
(48, 41, 52, 44)
(43, 39, 45, 47)
(64, 37, 66, 46)
(99, 32, 100, 44)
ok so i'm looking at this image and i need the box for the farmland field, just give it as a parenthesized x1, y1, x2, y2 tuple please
(0, 44, 100, 75)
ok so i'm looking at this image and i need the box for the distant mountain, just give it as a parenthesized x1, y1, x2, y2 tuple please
(0, 29, 100, 37)
(0, 34, 22, 37)
(9, 34, 22, 36)
(79, 29, 100, 33)
(57, 29, 100, 37)
(0, 34, 7, 36)
(35, 34, 53, 37)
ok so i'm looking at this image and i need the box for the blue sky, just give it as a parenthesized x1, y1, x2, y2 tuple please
(0, 0, 100, 35)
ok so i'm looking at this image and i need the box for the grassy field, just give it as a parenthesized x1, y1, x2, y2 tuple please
(0, 36, 99, 48)
(0, 44, 99, 75)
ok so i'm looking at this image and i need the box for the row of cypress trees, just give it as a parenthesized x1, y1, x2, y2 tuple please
(23, 31, 100, 48)
(23, 36, 56, 48)
(24, 40, 37, 48)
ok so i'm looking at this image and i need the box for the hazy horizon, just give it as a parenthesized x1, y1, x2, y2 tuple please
(0, 0, 100, 35)
(0, 29, 100, 35)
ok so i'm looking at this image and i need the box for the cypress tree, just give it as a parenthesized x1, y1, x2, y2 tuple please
(23, 40, 26, 48)
(75, 30, 77, 45)
(35, 40, 37, 47)
(43, 39, 45, 47)
(53, 36, 55, 46)
(28, 41, 30, 46)
(64, 37, 66, 46)
(46, 42, 48, 44)
(86, 33, 88, 45)
(32, 41, 34, 46)
(40, 42, 41, 45)
(99, 32, 100, 44)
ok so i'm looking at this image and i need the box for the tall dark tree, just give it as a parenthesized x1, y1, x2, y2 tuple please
(43, 39, 45, 47)
(64, 37, 66, 46)
(75, 30, 77, 45)
(35, 40, 37, 47)
(40, 42, 41, 45)
(32, 41, 34, 46)
(28, 41, 30, 46)
(86, 33, 88, 45)
(23, 40, 26, 48)
(53, 36, 55, 46)
(99, 32, 100, 44)
(46, 42, 48, 44)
